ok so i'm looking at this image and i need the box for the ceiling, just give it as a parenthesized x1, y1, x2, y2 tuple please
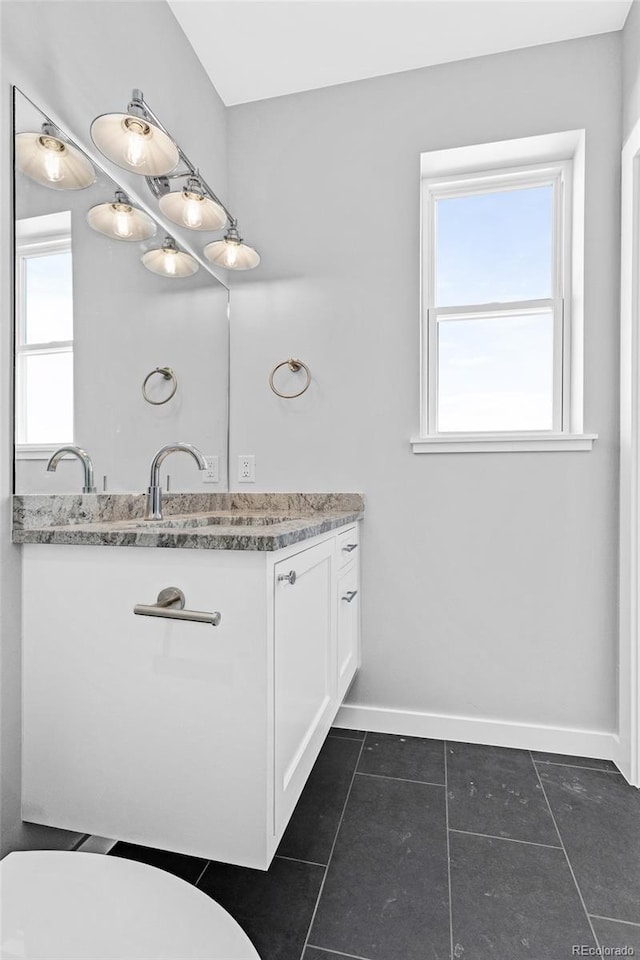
(168, 0, 632, 106)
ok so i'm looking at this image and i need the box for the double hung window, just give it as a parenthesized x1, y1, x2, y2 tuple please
(414, 132, 593, 453)
(15, 213, 74, 452)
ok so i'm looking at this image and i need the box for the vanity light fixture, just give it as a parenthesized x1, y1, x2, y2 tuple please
(91, 89, 260, 269)
(87, 190, 157, 241)
(15, 123, 95, 190)
(90, 91, 179, 176)
(204, 224, 260, 271)
(158, 175, 226, 231)
(141, 236, 199, 278)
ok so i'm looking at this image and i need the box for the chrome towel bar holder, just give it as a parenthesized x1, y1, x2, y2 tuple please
(142, 367, 178, 405)
(268, 358, 311, 399)
(134, 587, 221, 626)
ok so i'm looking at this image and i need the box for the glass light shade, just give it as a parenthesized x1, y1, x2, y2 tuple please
(141, 238, 199, 278)
(159, 187, 226, 231)
(90, 112, 179, 176)
(15, 131, 95, 190)
(204, 236, 260, 270)
(87, 195, 157, 242)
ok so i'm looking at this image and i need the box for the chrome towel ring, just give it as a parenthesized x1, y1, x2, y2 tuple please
(268, 358, 311, 399)
(142, 367, 178, 405)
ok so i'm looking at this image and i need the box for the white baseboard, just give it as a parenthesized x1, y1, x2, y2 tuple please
(74, 835, 117, 855)
(335, 703, 620, 761)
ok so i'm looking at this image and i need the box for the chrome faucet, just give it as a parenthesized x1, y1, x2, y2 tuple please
(145, 442, 207, 521)
(46, 446, 96, 494)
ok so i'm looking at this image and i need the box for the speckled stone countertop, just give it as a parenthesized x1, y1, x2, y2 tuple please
(13, 493, 364, 551)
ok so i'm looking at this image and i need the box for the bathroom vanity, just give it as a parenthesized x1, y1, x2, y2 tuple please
(17, 494, 362, 869)
(11, 89, 363, 872)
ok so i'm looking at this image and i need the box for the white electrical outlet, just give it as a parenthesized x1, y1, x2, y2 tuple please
(203, 456, 219, 483)
(238, 454, 255, 482)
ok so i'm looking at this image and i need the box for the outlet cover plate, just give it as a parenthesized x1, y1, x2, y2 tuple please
(203, 455, 219, 483)
(237, 454, 255, 483)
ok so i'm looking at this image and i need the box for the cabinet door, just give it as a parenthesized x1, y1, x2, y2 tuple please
(273, 537, 335, 836)
(21, 544, 271, 868)
(337, 561, 360, 701)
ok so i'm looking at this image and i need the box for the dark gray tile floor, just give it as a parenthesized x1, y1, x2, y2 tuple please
(109, 731, 640, 960)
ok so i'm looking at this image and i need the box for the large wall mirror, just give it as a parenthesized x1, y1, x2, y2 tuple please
(13, 87, 229, 495)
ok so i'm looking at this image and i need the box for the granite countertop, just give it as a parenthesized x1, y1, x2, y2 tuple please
(12, 493, 364, 551)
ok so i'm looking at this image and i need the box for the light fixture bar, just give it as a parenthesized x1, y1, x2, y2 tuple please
(131, 90, 236, 228)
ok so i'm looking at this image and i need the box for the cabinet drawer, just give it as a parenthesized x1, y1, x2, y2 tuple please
(337, 525, 359, 569)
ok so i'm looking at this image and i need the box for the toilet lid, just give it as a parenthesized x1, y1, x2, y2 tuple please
(0, 850, 261, 960)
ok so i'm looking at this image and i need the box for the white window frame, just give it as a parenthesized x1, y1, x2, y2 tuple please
(15, 231, 74, 457)
(412, 131, 596, 454)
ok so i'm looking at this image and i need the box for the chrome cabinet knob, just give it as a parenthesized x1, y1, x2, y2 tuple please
(342, 543, 358, 553)
(277, 570, 297, 585)
(342, 590, 358, 603)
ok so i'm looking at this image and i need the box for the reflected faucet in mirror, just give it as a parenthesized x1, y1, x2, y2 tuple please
(145, 442, 207, 521)
(47, 446, 96, 494)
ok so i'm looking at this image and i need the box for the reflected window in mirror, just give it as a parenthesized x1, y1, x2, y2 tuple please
(15, 211, 74, 455)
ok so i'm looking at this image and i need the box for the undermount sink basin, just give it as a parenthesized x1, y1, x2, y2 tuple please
(127, 514, 302, 530)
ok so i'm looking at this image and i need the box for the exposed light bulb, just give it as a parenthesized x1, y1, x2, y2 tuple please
(113, 204, 134, 239)
(40, 137, 65, 182)
(163, 247, 178, 275)
(125, 132, 146, 168)
(183, 194, 204, 228)
(123, 117, 150, 169)
(224, 242, 239, 268)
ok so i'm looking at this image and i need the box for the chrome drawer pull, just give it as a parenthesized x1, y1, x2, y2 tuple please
(277, 570, 297, 585)
(342, 543, 358, 553)
(134, 587, 221, 626)
(342, 590, 358, 603)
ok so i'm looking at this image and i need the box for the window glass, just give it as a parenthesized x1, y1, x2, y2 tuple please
(437, 310, 554, 432)
(24, 251, 73, 343)
(21, 351, 73, 443)
(435, 185, 554, 307)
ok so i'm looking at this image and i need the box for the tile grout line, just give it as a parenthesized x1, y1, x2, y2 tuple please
(448, 828, 563, 850)
(306, 945, 376, 960)
(355, 771, 445, 788)
(276, 854, 327, 869)
(530, 750, 602, 952)
(444, 741, 454, 960)
(589, 914, 640, 929)
(298, 733, 368, 960)
(327, 735, 366, 742)
(193, 860, 211, 888)
(533, 759, 620, 774)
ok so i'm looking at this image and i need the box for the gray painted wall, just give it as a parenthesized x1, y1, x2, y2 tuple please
(227, 34, 622, 737)
(623, 0, 640, 138)
(0, 0, 228, 855)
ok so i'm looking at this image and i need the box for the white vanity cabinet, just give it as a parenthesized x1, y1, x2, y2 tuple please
(21, 523, 360, 870)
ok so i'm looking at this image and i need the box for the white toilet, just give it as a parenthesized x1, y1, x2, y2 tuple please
(0, 850, 261, 960)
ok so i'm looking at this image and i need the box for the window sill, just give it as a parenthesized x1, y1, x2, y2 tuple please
(410, 433, 597, 454)
(16, 444, 73, 461)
